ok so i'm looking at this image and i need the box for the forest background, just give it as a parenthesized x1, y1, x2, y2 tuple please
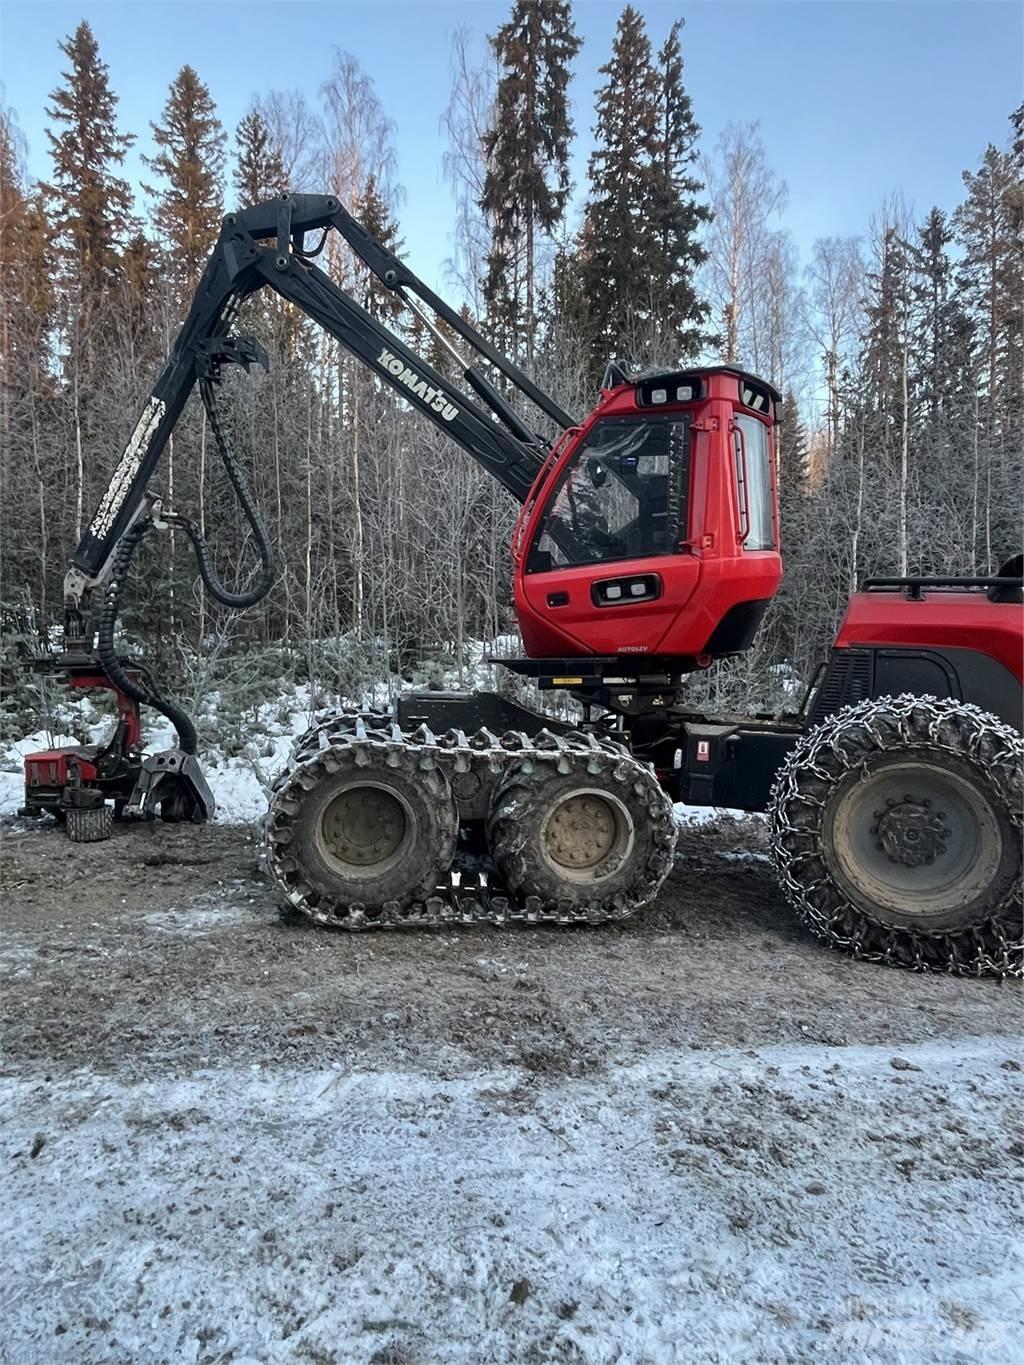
(0, 1, 1021, 743)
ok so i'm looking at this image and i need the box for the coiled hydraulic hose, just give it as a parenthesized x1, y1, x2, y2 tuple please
(159, 376, 276, 609)
(96, 517, 200, 754)
(96, 375, 276, 753)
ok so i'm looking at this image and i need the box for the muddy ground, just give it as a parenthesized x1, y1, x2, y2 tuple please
(1, 816, 1021, 1364)
(1, 817, 1016, 1080)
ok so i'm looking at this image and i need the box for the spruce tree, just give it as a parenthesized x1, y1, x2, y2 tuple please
(774, 391, 809, 493)
(953, 142, 1022, 424)
(1, 110, 55, 426)
(145, 66, 226, 295)
(480, 0, 581, 358)
(580, 6, 660, 377)
(42, 20, 135, 302)
(649, 20, 712, 356)
(906, 208, 973, 420)
(233, 107, 286, 206)
(862, 223, 911, 427)
(354, 176, 403, 324)
(0, 109, 27, 356)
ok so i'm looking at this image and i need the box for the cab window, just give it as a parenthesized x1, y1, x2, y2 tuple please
(527, 416, 689, 572)
(733, 414, 775, 551)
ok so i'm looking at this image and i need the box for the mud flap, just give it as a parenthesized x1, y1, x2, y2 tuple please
(125, 750, 216, 822)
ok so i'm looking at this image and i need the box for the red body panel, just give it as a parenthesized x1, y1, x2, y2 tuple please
(21, 671, 141, 798)
(24, 749, 99, 787)
(512, 371, 783, 664)
(837, 591, 1024, 683)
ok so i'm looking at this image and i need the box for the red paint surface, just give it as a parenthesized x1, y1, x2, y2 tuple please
(22, 672, 142, 789)
(512, 370, 783, 663)
(837, 591, 1024, 682)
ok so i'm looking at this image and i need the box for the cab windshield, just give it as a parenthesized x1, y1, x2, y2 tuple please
(527, 416, 690, 572)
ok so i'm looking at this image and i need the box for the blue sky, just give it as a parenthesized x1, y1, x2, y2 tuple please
(1, 1, 1020, 295)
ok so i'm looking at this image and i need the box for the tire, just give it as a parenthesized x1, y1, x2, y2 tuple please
(770, 695, 1023, 975)
(487, 749, 677, 916)
(67, 804, 114, 844)
(268, 740, 459, 918)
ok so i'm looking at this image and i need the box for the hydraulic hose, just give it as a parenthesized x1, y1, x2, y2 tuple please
(162, 375, 275, 609)
(96, 518, 199, 754)
(95, 374, 275, 756)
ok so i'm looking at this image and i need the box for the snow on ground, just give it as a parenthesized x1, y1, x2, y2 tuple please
(0, 695, 313, 826)
(2, 1036, 1021, 1364)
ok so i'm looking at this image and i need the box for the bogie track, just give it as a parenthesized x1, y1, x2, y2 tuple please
(265, 708, 678, 930)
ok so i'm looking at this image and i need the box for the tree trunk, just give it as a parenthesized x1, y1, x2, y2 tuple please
(198, 409, 207, 641)
(898, 340, 909, 576)
(350, 362, 365, 634)
(851, 420, 865, 595)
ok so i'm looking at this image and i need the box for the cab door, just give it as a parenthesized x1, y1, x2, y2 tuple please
(514, 413, 701, 658)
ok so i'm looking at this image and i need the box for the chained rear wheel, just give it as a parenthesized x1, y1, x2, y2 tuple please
(488, 750, 677, 916)
(770, 695, 1023, 975)
(266, 737, 459, 923)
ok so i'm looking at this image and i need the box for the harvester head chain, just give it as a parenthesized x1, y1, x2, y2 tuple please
(768, 694, 1023, 978)
(263, 710, 660, 932)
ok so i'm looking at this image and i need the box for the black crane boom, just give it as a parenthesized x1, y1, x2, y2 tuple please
(66, 193, 575, 620)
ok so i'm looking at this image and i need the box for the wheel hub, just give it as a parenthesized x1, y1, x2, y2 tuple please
(826, 757, 1005, 922)
(873, 798, 950, 867)
(544, 793, 619, 869)
(321, 786, 407, 868)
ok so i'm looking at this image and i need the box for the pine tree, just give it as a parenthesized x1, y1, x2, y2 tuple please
(480, 0, 581, 358)
(580, 6, 660, 377)
(42, 20, 135, 302)
(649, 20, 712, 357)
(233, 106, 286, 206)
(145, 66, 226, 295)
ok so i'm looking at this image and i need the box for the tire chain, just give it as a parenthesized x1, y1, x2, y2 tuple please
(769, 694, 1023, 978)
(265, 706, 675, 930)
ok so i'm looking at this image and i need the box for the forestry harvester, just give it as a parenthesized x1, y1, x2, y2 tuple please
(20, 195, 1024, 975)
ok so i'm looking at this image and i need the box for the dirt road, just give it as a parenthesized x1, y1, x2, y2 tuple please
(1, 816, 1021, 1363)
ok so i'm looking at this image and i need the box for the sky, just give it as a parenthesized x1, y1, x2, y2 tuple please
(1, 0, 1021, 297)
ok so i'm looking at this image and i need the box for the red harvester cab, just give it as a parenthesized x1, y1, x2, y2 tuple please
(512, 366, 782, 670)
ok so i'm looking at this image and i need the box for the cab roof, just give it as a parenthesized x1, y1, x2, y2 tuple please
(602, 360, 782, 406)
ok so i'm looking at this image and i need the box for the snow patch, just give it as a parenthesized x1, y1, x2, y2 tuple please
(143, 903, 256, 934)
(674, 801, 761, 827)
(1, 1035, 1020, 1362)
